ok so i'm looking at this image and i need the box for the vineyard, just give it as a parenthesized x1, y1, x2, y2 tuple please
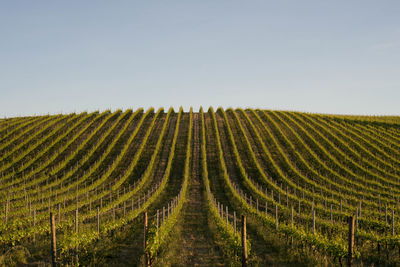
(1, 108, 400, 266)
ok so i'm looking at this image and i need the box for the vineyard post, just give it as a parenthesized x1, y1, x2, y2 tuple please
(392, 210, 395, 236)
(241, 215, 247, 267)
(355, 208, 358, 238)
(286, 186, 288, 207)
(163, 206, 165, 224)
(4, 202, 7, 224)
(75, 209, 78, 234)
(113, 203, 115, 221)
(265, 201, 268, 217)
(156, 210, 159, 230)
(385, 204, 388, 226)
(58, 203, 61, 224)
(298, 199, 301, 215)
(348, 216, 355, 267)
(379, 194, 381, 214)
(226, 206, 228, 226)
(330, 204, 333, 224)
(275, 204, 278, 231)
(256, 198, 259, 212)
(234, 211, 236, 234)
(340, 199, 342, 214)
(291, 206, 294, 227)
(144, 211, 150, 267)
(50, 212, 57, 267)
(97, 207, 100, 235)
(291, 205, 294, 247)
(313, 209, 315, 235)
(32, 205, 36, 225)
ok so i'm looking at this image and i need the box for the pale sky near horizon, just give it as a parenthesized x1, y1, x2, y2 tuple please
(1, 1, 399, 117)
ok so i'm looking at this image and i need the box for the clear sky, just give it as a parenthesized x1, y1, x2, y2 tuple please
(1, 1, 399, 117)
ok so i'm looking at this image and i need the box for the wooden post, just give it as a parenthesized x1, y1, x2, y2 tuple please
(355, 208, 358, 236)
(330, 204, 333, 224)
(291, 205, 294, 227)
(348, 216, 355, 267)
(58, 203, 61, 224)
(313, 209, 316, 235)
(234, 211, 236, 234)
(113, 203, 115, 221)
(298, 199, 301, 215)
(97, 207, 100, 234)
(4, 202, 7, 224)
(75, 209, 78, 234)
(226, 206, 228, 226)
(163, 206, 165, 224)
(50, 212, 57, 267)
(340, 199, 342, 214)
(241, 215, 247, 267)
(144, 212, 150, 267)
(33, 207, 36, 226)
(275, 204, 278, 230)
(379, 194, 381, 213)
(265, 201, 268, 216)
(385, 204, 388, 226)
(156, 210, 159, 230)
(392, 210, 395, 236)
(286, 186, 288, 207)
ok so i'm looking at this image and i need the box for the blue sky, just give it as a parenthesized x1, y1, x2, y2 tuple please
(1, 1, 399, 117)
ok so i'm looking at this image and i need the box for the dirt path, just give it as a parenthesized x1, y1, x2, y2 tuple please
(159, 112, 226, 266)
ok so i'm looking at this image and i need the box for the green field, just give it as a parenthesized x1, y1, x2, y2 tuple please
(1, 108, 400, 266)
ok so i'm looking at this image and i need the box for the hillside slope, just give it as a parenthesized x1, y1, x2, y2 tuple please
(1, 108, 400, 266)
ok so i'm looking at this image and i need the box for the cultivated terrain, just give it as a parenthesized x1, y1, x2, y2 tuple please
(1, 108, 400, 266)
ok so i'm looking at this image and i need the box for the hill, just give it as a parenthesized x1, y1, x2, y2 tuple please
(1, 108, 400, 266)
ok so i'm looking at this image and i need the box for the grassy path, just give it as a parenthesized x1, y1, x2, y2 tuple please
(156, 113, 226, 266)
